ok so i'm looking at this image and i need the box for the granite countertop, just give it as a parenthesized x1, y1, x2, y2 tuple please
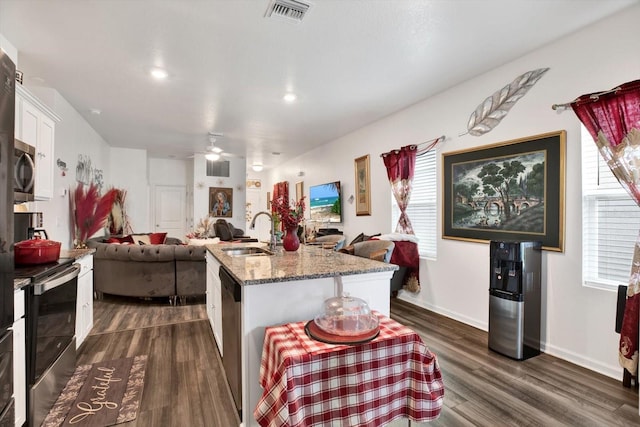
(60, 248, 96, 260)
(206, 242, 398, 285)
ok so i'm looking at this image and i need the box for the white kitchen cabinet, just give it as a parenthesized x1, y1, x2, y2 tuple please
(75, 255, 94, 349)
(13, 289, 26, 427)
(15, 85, 60, 200)
(206, 251, 223, 355)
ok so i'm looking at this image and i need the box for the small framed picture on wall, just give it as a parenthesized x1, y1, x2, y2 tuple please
(296, 181, 304, 202)
(210, 187, 233, 217)
(354, 154, 371, 216)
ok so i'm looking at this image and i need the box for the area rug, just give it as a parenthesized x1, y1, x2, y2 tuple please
(42, 355, 148, 427)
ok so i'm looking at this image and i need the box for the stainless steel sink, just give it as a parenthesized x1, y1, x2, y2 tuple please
(222, 247, 274, 257)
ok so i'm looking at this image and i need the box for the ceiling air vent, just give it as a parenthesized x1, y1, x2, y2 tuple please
(265, 0, 312, 23)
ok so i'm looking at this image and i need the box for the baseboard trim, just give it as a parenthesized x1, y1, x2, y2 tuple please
(541, 342, 622, 381)
(397, 293, 487, 331)
(396, 294, 623, 381)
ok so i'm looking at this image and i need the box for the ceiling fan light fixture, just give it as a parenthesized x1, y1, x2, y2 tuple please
(252, 163, 264, 172)
(206, 152, 221, 161)
(150, 67, 168, 80)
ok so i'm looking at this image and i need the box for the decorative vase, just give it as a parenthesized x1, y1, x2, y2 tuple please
(282, 226, 300, 251)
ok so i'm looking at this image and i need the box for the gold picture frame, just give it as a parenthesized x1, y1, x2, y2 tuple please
(442, 130, 566, 252)
(354, 154, 371, 216)
(296, 181, 304, 202)
(209, 187, 233, 217)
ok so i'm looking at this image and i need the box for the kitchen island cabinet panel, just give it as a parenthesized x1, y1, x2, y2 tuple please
(206, 243, 396, 427)
(75, 254, 94, 349)
(206, 251, 223, 355)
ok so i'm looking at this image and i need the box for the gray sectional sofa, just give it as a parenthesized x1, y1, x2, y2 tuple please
(87, 235, 206, 304)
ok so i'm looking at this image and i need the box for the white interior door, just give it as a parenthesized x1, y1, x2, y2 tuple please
(154, 185, 187, 240)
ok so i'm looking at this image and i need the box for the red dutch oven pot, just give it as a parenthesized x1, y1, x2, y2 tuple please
(15, 238, 61, 265)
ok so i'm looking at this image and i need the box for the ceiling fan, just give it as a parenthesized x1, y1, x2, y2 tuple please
(204, 133, 224, 161)
(192, 132, 237, 161)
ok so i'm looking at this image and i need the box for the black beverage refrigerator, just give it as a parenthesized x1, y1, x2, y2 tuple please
(0, 49, 16, 424)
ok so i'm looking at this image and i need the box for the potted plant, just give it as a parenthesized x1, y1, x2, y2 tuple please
(272, 196, 305, 251)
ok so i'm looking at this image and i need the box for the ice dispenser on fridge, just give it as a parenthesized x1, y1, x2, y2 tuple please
(488, 240, 542, 360)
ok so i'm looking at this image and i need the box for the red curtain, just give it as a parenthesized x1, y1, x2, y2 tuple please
(272, 181, 289, 213)
(571, 79, 640, 376)
(381, 145, 417, 234)
(272, 181, 289, 232)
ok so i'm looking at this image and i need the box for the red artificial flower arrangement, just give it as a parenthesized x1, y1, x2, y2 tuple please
(272, 196, 306, 230)
(70, 182, 118, 248)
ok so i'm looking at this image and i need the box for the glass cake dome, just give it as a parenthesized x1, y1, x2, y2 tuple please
(313, 293, 379, 336)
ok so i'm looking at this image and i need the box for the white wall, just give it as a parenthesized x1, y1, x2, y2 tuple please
(192, 154, 247, 232)
(109, 147, 149, 232)
(245, 171, 269, 241)
(149, 158, 189, 186)
(26, 87, 112, 248)
(25, 88, 179, 244)
(267, 5, 640, 379)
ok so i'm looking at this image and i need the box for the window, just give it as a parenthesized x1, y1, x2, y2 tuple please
(581, 126, 640, 290)
(206, 159, 230, 177)
(391, 148, 437, 258)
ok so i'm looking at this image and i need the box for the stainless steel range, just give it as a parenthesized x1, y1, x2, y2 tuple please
(15, 259, 80, 427)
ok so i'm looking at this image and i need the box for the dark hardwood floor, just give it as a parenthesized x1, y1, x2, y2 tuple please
(79, 296, 638, 426)
(391, 298, 638, 427)
(78, 295, 239, 427)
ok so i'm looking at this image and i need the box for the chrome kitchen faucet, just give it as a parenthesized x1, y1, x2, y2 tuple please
(250, 211, 277, 251)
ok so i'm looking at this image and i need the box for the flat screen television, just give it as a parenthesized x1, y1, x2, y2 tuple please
(309, 181, 342, 223)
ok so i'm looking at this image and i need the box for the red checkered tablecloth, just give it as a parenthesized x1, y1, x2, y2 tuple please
(254, 314, 444, 427)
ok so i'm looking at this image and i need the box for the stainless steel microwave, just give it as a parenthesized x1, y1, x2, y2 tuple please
(14, 139, 35, 203)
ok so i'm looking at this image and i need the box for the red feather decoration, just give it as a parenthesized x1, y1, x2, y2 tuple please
(70, 182, 118, 247)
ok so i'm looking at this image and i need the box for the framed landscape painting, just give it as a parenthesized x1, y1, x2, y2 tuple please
(442, 130, 566, 251)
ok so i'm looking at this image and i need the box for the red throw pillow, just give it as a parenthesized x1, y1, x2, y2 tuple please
(120, 235, 135, 244)
(149, 232, 167, 244)
(107, 235, 135, 244)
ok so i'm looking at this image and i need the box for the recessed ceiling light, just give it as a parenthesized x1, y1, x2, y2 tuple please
(90, 108, 101, 115)
(150, 67, 168, 80)
(252, 163, 264, 172)
(205, 153, 221, 161)
(283, 93, 297, 103)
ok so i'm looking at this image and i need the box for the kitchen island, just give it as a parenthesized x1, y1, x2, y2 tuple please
(205, 242, 398, 427)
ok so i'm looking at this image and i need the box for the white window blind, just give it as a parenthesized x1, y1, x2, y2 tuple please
(391, 148, 437, 258)
(581, 126, 640, 289)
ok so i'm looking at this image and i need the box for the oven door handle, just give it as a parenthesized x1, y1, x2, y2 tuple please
(34, 263, 81, 295)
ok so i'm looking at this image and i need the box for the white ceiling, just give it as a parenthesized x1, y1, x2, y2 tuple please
(0, 0, 636, 169)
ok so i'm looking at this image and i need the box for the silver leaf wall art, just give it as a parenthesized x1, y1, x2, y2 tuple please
(465, 68, 549, 136)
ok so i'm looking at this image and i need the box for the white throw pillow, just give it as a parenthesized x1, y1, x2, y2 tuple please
(131, 234, 151, 245)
